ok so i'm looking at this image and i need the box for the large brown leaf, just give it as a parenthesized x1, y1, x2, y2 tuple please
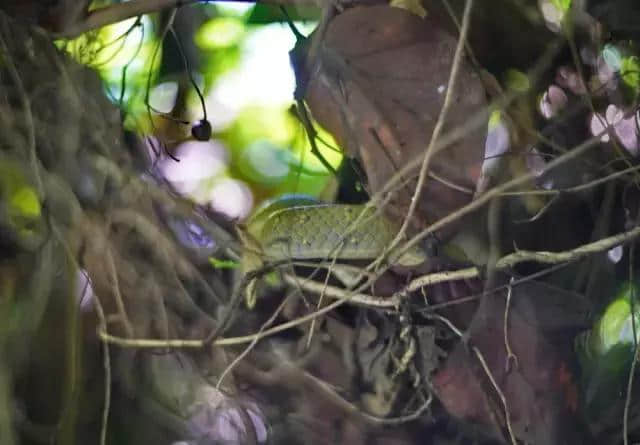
(300, 5, 488, 233)
(432, 280, 588, 443)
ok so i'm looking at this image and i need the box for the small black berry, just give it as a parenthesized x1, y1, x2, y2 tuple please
(191, 119, 212, 141)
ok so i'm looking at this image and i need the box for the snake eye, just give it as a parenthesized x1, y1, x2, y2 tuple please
(191, 119, 212, 141)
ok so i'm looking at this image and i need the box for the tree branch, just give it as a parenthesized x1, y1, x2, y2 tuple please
(56, 0, 317, 39)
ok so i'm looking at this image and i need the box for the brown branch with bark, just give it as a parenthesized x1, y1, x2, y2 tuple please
(56, 0, 318, 39)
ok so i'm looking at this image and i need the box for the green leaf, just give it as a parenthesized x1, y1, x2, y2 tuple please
(208, 257, 240, 269)
(550, 0, 571, 13)
(196, 17, 245, 50)
(246, 4, 320, 24)
(580, 281, 640, 359)
(488, 109, 503, 130)
(9, 187, 40, 219)
(503, 69, 530, 93)
(597, 298, 633, 353)
(621, 55, 640, 90)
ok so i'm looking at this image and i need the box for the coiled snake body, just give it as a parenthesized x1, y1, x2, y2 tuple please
(246, 196, 427, 266)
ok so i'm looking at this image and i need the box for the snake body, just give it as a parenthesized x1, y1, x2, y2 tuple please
(247, 196, 428, 267)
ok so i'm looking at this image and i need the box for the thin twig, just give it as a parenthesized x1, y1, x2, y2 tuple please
(282, 273, 395, 308)
(390, 131, 603, 270)
(295, 99, 338, 175)
(500, 163, 640, 197)
(92, 279, 112, 445)
(400, 221, 640, 295)
(383, 0, 474, 264)
(101, 279, 390, 348)
(472, 346, 518, 445)
(503, 277, 518, 372)
(289, 363, 434, 426)
(216, 291, 292, 389)
(306, 253, 338, 349)
(105, 248, 134, 337)
(431, 313, 517, 445)
(418, 262, 575, 314)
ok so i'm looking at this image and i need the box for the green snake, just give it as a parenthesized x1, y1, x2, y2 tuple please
(245, 195, 428, 267)
(240, 195, 486, 307)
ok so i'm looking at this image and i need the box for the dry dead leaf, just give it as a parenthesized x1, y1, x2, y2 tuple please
(299, 5, 487, 236)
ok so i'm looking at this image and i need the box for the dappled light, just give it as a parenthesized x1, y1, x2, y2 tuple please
(209, 178, 254, 220)
(149, 81, 179, 114)
(159, 140, 229, 200)
(539, 0, 569, 32)
(2, 0, 640, 444)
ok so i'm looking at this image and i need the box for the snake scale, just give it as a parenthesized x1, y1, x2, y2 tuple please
(246, 196, 428, 267)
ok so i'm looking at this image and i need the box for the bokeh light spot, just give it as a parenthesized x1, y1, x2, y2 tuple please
(149, 81, 178, 114)
(240, 140, 291, 185)
(159, 140, 229, 201)
(539, 84, 568, 119)
(196, 17, 245, 49)
(209, 179, 253, 220)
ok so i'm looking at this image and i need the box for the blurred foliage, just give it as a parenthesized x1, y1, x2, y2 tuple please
(503, 68, 531, 92)
(575, 281, 640, 419)
(196, 16, 245, 49)
(0, 159, 44, 250)
(577, 282, 640, 362)
(246, 4, 321, 24)
(208, 257, 240, 269)
(621, 55, 640, 90)
(551, 0, 572, 13)
(194, 15, 243, 92)
(58, 2, 341, 216)
(602, 42, 640, 98)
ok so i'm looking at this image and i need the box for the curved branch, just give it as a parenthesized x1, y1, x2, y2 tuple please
(56, 0, 317, 39)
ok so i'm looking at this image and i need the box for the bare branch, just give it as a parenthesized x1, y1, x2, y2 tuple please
(400, 223, 640, 296)
(56, 0, 318, 39)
